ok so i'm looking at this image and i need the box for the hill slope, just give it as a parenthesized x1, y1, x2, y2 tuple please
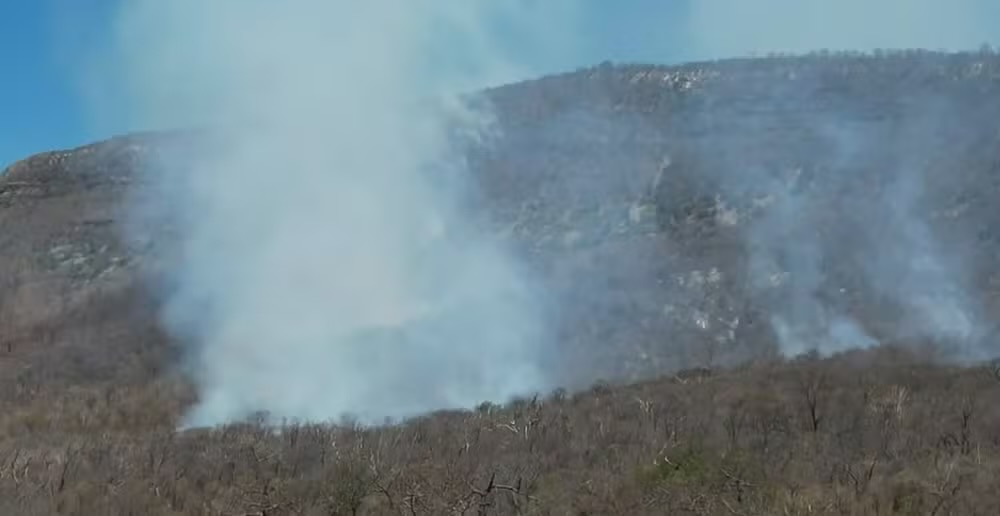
(3, 50, 1000, 514)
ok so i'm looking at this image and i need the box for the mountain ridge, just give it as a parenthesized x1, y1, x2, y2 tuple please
(5, 50, 1000, 386)
(6, 49, 1000, 514)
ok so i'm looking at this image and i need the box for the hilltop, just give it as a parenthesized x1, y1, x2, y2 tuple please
(3, 50, 1000, 514)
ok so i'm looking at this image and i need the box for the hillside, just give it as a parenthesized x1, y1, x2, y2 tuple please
(3, 50, 1000, 514)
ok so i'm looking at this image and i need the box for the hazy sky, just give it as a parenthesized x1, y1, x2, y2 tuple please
(1, 1, 997, 168)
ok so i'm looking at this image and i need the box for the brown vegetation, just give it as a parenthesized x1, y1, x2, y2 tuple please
(4, 341, 1000, 515)
(5, 50, 1000, 514)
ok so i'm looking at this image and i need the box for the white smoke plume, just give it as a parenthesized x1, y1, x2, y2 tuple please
(78, 1, 1000, 426)
(738, 112, 982, 359)
(95, 0, 578, 427)
(663, 1, 997, 360)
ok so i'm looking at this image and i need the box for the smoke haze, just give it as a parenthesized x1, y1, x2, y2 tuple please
(80, 1, 1000, 426)
(657, 1, 997, 360)
(98, 0, 583, 427)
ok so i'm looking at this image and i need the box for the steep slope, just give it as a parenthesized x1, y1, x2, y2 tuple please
(6, 49, 1000, 515)
(476, 50, 1000, 383)
(0, 132, 189, 393)
(5, 51, 1000, 394)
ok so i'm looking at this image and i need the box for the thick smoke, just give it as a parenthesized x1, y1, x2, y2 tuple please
(670, 1, 997, 360)
(84, 1, 1000, 426)
(100, 0, 576, 427)
(730, 108, 983, 359)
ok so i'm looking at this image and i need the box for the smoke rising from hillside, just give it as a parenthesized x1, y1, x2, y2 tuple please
(673, 1, 996, 360)
(83, 1, 1000, 427)
(100, 0, 578, 427)
(732, 106, 984, 359)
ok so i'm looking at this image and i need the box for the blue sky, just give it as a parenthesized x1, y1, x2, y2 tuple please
(2, 2, 690, 169)
(2, 1, 998, 169)
(1, 3, 88, 168)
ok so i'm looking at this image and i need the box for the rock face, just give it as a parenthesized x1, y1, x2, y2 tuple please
(473, 51, 1000, 383)
(4, 50, 1000, 390)
(0, 133, 192, 387)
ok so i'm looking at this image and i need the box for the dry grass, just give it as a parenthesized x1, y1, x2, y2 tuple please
(5, 50, 1000, 514)
(3, 320, 1000, 516)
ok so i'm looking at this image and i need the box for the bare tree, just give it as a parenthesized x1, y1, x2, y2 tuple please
(797, 366, 828, 433)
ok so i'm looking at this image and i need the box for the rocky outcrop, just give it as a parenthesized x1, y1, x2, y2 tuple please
(5, 50, 1000, 388)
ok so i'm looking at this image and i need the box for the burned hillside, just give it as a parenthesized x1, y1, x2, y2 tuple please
(4, 51, 1000, 393)
(473, 50, 1000, 384)
(3, 50, 1000, 514)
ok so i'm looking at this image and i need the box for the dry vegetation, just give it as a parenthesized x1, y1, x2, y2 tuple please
(5, 51, 1000, 514)
(3, 326, 1000, 515)
(2, 275, 1000, 515)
